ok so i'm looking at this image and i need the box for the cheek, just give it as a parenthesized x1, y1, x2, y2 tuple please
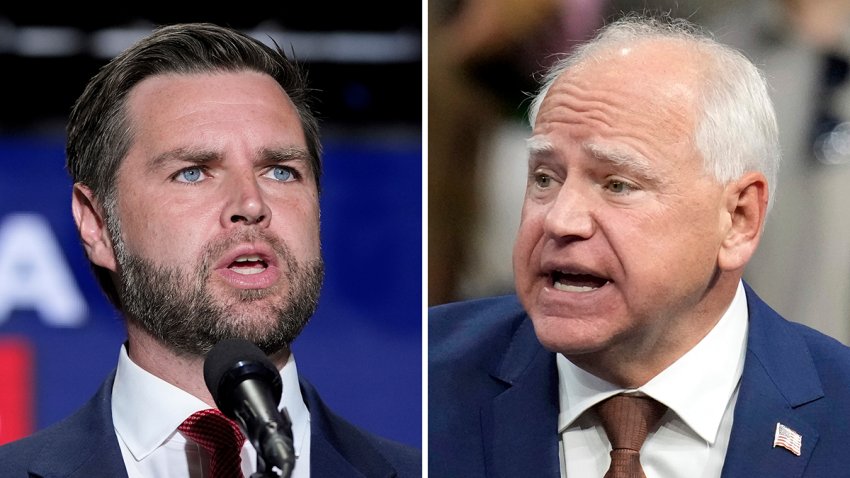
(611, 204, 722, 286)
(272, 197, 321, 254)
(117, 199, 212, 264)
(512, 205, 545, 282)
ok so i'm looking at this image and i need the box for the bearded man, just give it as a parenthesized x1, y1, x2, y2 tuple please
(0, 23, 419, 478)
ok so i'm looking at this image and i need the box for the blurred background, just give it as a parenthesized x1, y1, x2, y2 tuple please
(0, 6, 422, 447)
(428, 0, 850, 345)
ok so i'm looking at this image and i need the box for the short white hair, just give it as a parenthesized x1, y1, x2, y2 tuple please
(528, 14, 780, 213)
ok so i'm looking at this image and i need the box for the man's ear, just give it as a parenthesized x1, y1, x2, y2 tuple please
(718, 172, 768, 272)
(71, 183, 118, 272)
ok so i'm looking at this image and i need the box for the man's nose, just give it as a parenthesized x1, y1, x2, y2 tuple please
(220, 171, 271, 228)
(542, 183, 596, 240)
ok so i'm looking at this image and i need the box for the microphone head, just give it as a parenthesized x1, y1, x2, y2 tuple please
(203, 338, 283, 417)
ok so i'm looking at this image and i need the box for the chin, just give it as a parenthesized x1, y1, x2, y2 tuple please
(528, 313, 613, 356)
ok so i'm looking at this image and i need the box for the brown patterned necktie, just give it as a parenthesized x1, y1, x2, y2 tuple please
(178, 408, 246, 478)
(594, 394, 668, 478)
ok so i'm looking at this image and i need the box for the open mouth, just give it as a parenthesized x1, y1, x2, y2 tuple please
(228, 254, 269, 275)
(551, 270, 610, 292)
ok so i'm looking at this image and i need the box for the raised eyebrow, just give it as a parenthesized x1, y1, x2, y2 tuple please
(584, 143, 657, 182)
(261, 146, 310, 164)
(526, 136, 557, 172)
(526, 135, 555, 158)
(148, 148, 220, 172)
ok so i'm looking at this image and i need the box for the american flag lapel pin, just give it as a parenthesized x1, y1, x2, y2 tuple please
(773, 422, 802, 456)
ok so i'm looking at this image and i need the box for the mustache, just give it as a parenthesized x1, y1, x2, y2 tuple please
(198, 228, 294, 279)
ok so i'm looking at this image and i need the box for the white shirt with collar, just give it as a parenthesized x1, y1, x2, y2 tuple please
(558, 280, 749, 478)
(112, 344, 311, 478)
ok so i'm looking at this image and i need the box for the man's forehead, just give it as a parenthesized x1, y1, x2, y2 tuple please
(553, 38, 704, 98)
(122, 71, 307, 152)
(534, 42, 701, 149)
(126, 71, 292, 113)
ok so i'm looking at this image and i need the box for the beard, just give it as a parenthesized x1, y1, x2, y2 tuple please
(111, 225, 324, 357)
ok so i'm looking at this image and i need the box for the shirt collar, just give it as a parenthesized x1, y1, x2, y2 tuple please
(112, 344, 310, 461)
(558, 280, 749, 444)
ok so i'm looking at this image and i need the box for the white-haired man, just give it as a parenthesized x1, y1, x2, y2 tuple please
(430, 14, 850, 477)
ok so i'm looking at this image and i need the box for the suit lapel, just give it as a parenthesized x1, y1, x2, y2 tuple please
(301, 378, 398, 478)
(310, 432, 369, 478)
(30, 373, 128, 478)
(481, 318, 561, 478)
(721, 286, 822, 478)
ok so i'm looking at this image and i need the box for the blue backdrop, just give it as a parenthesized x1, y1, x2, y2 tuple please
(0, 133, 422, 447)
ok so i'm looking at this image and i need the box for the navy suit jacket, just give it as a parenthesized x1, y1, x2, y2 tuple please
(429, 284, 850, 477)
(0, 374, 420, 477)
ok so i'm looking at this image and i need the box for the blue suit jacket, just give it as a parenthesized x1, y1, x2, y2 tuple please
(429, 284, 850, 477)
(0, 374, 420, 477)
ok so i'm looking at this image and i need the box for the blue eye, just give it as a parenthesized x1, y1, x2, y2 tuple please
(177, 167, 204, 183)
(274, 167, 291, 181)
(267, 166, 295, 182)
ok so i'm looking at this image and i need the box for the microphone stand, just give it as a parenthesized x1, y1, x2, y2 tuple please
(203, 340, 296, 478)
(249, 407, 295, 478)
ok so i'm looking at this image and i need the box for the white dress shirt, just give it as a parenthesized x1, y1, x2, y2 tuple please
(558, 280, 749, 478)
(112, 345, 311, 478)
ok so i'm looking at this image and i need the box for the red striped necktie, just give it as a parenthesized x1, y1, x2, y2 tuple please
(179, 408, 246, 478)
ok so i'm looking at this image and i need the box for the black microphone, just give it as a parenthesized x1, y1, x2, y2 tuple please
(204, 338, 295, 478)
